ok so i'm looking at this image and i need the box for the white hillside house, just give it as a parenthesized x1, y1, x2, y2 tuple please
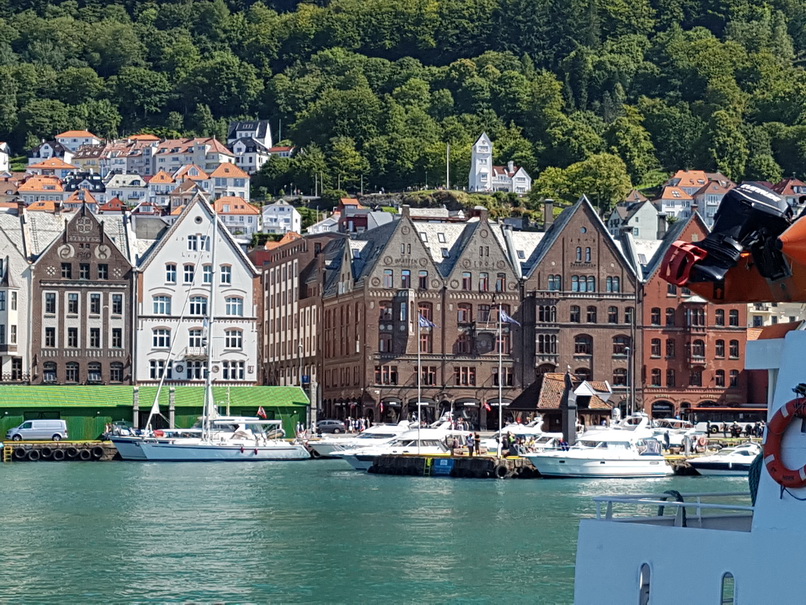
(135, 195, 259, 386)
(468, 133, 532, 194)
(262, 200, 301, 235)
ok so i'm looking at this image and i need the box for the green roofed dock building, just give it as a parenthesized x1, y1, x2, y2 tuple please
(0, 386, 309, 441)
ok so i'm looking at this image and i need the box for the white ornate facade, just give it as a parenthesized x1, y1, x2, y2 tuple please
(468, 133, 531, 194)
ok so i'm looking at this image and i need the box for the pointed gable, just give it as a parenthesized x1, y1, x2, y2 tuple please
(209, 162, 249, 179)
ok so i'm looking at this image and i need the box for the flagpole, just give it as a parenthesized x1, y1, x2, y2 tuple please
(417, 303, 422, 454)
(498, 302, 503, 459)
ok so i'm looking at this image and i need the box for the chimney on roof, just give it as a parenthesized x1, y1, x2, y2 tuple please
(657, 212, 667, 240)
(507, 160, 514, 173)
(15, 197, 24, 217)
(472, 205, 488, 221)
(543, 199, 554, 230)
(401, 205, 410, 217)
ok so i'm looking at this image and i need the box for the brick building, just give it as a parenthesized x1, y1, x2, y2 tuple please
(634, 214, 748, 416)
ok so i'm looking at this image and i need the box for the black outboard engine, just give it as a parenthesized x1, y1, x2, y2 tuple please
(688, 184, 793, 282)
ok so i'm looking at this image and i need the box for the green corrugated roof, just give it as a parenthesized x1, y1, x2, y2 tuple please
(0, 386, 309, 408)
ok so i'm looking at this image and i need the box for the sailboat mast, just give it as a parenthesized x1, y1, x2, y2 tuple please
(203, 198, 218, 440)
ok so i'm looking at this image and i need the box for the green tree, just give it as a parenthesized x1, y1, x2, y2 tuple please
(329, 136, 369, 190)
(180, 51, 263, 116)
(565, 153, 632, 212)
(111, 67, 171, 119)
(705, 110, 749, 182)
(604, 106, 658, 183)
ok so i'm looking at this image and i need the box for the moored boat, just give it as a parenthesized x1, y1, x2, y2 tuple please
(688, 441, 761, 476)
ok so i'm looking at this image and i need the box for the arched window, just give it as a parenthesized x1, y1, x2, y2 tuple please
(730, 370, 739, 387)
(575, 367, 591, 381)
(666, 308, 676, 326)
(43, 361, 57, 383)
(576, 246, 582, 262)
(88, 362, 102, 383)
(729, 340, 740, 358)
(721, 572, 735, 605)
(613, 335, 630, 356)
(639, 563, 651, 605)
(585, 247, 591, 262)
(110, 362, 124, 383)
(65, 362, 79, 383)
(650, 339, 661, 357)
(457, 303, 472, 323)
(650, 307, 661, 325)
(225, 297, 244, 316)
(418, 270, 428, 289)
(189, 296, 207, 316)
(715, 339, 725, 357)
(418, 302, 433, 322)
(572, 276, 580, 292)
(586, 306, 597, 323)
(548, 274, 562, 291)
(587, 276, 595, 291)
(613, 368, 628, 386)
(650, 368, 661, 386)
(692, 339, 705, 358)
(715, 309, 725, 326)
(665, 339, 675, 358)
(570, 305, 581, 322)
(608, 306, 618, 323)
(715, 370, 725, 387)
(575, 335, 593, 355)
(537, 334, 557, 354)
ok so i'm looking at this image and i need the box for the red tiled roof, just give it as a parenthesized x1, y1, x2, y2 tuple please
(536, 373, 612, 410)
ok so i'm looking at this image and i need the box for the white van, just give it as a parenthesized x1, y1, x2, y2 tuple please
(6, 419, 68, 441)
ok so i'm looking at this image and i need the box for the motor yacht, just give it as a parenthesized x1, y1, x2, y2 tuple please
(688, 441, 762, 476)
(524, 431, 672, 478)
(307, 421, 412, 458)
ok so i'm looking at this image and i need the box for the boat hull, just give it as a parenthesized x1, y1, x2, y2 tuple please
(109, 436, 148, 461)
(688, 461, 752, 476)
(138, 441, 311, 461)
(526, 454, 672, 478)
(308, 441, 353, 458)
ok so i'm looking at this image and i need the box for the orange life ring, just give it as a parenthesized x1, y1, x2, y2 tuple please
(697, 436, 708, 448)
(764, 397, 806, 488)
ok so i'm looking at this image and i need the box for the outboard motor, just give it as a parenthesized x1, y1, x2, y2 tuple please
(664, 184, 793, 286)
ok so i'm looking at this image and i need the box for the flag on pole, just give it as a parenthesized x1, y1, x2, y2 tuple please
(257, 406, 267, 419)
(418, 314, 437, 328)
(483, 401, 492, 412)
(500, 309, 521, 326)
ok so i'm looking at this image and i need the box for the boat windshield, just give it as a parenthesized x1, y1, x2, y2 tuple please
(356, 432, 397, 440)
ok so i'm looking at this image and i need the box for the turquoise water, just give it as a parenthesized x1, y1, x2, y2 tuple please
(0, 460, 745, 604)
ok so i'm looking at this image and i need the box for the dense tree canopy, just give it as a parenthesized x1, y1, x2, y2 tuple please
(2, 0, 806, 205)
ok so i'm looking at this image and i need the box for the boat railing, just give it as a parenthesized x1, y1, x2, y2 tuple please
(592, 491, 754, 530)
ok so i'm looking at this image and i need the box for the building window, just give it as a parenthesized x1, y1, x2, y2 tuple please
(537, 305, 556, 323)
(184, 264, 195, 284)
(399, 301, 408, 321)
(419, 331, 432, 353)
(650, 307, 661, 325)
(575, 335, 593, 355)
(613, 368, 627, 386)
(570, 305, 581, 323)
(692, 339, 705, 358)
(188, 328, 203, 348)
(537, 334, 557, 354)
(61, 263, 72, 279)
(613, 335, 630, 356)
(456, 332, 472, 354)
(186, 361, 204, 380)
(88, 362, 102, 384)
(651, 368, 661, 386)
(418, 270, 428, 290)
(89, 328, 101, 348)
(493, 367, 513, 386)
(166, 264, 177, 283)
(458, 303, 472, 323)
(112, 328, 122, 348)
(225, 297, 244, 316)
(225, 329, 242, 349)
(401, 270, 411, 288)
(496, 273, 506, 292)
(686, 308, 705, 327)
(149, 360, 172, 380)
(625, 307, 634, 324)
(548, 275, 562, 291)
(98, 264, 108, 280)
(715, 309, 725, 326)
(454, 366, 477, 386)
(716, 370, 725, 387)
(572, 276, 580, 292)
(650, 339, 661, 358)
(67, 293, 79, 314)
(43, 362, 57, 383)
(190, 297, 208, 316)
(479, 272, 489, 292)
(606, 276, 621, 292)
(79, 263, 90, 280)
(690, 369, 703, 386)
(379, 333, 392, 352)
(45, 292, 56, 314)
(153, 295, 171, 315)
(729, 340, 740, 358)
(222, 360, 245, 380)
(586, 306, 597, 323)
(462, 272, 472, 290)
(221, 265, 232, 285)
(585, 247, 591, 262)
(65, 362, 79, 383)
(67, 327, 78, 347)
(715, 339, 725, 357)
(667, 283, 677, 296)
(608, 306, 618, 324)
(729, 310, 739, 326)
(418, 302, 433, 323)
(89, 293, 101, 314)
(203, 264, 213, 284)
(667, 369, 676, 387)
(420, 366, 437, 385)
(110, 363, 123, 383)
(45, 327, 56, 347)
(375, 365, 398, 385)
(188, 234, 198, 251)
(666, 339, 676, 358)
(665, 308, 676, 327)
(478, 304, 492, 322)
(10, 291, 16, 310)
(575, 246, 582, 262)
(379, 302, 393, 321)
(383, 269, 393, 288)
(730, 370, 739, 387)
(153, 328, 171, 348)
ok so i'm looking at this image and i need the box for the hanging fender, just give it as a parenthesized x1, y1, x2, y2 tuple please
(765, 397, 806, 488)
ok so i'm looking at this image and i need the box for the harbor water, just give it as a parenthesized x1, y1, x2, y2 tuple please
(0, 460, 747, 604)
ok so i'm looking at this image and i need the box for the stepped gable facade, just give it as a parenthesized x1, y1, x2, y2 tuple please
(29, 208, 134, 385)
(520, 196, 639, 411)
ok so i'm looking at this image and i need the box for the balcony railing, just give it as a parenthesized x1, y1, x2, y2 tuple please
(184, 347, 208, 360)
(0, 373, 30, 383)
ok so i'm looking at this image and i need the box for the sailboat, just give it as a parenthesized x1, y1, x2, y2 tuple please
(116, 195, 309, 461)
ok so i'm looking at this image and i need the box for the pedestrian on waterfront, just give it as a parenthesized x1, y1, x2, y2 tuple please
(474, 433, 481, 456)
(451, 437, 459, 456)
(466, 433, 475, 456)
(663, 431, 671, 452)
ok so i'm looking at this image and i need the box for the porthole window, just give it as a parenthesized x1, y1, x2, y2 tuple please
(581, 227, 587, 234)
(195, 216, 203, 224)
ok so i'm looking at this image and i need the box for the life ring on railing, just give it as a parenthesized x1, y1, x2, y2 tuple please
(764, 397, 806, 488)
(697, 436, 709, 449)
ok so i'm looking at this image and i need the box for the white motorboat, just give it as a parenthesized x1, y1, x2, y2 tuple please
(688, 442, 762, 476)
(335, 426, 472, 471)
(651, 418, 701, 448)
(307, 421, 413, 458)
(110, 427, 201, 461)
(525, 431, 672, 478)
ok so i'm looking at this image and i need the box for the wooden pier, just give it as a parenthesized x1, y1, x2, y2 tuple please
(2, 441, 118, 462)
(368, 454, 538, 479)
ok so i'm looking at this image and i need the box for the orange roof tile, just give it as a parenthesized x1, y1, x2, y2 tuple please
(536, 373, 612, 410)
(214, 196, 260, 214)
(27, 200, 59, 212)
(98, 197, 126, 211)
(209, 162, 250, 179)
(128, 134, 161, 141)
(18, 176, 64, 192)
(149, 170, 176, 184)
(64, 189, 98, 205)
(56, 130, 99, 139)
(28, 157, 77, 170)
(265, 232, 302, 250)
(174, 164, 210, 181)
(170, 205, 187, 216)
(658, 186, 692, 200)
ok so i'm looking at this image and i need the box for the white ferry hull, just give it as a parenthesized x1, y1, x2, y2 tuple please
(138, 441, 311, 461)
(308, 441, 352, 458)
(527, 454, 672, 478)
(339, 453, 375, 471)
(688, 463, 752, 476)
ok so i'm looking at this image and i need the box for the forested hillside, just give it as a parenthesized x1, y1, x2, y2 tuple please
(2, 0, 806, 207)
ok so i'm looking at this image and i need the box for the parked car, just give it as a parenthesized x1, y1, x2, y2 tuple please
(6, 419, 69, 441)
(317, 419, 347, 434)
